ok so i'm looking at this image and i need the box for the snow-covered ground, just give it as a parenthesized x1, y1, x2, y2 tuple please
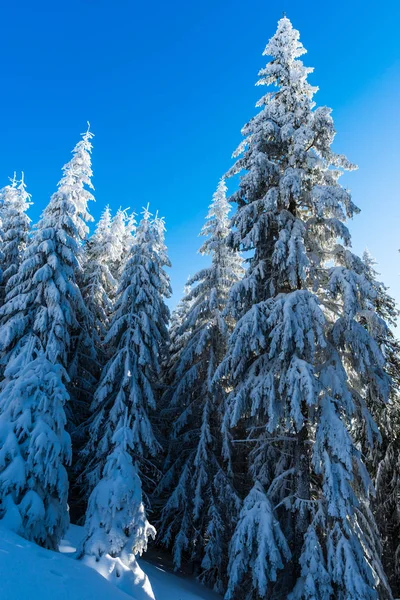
(0, 524, 221, 600)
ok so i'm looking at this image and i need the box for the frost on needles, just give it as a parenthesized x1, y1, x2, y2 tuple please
(216, 16, 392, 600)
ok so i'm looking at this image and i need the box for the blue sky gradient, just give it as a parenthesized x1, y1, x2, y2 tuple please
(1, 0, 399, 307)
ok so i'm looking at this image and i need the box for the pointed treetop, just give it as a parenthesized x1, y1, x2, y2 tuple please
(142, 203, 152, 220)
(200, 178, 231, 243)
(154, 211, 166, 227)
(216, 176, 227, 193)
(82, 121, 93, 142)
(16, 173, 32, 212)
(263, 14, 307, 60)
(125, 210, 137, 234)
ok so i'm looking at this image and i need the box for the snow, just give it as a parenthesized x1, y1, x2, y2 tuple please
(0, 524, 132, 600)
(0, 523, 221, 600)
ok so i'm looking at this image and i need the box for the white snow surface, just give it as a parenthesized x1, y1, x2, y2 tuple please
(0, 524, 221, 600)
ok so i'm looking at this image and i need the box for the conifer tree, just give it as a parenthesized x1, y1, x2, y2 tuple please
(0, 175, 18, 307)
(108, 208, 125, 279)
(69, 206, 118, 520)
(0, 129, 94, 547)
(80, 207, 171, 563)
(61, 127, 97, 428)
(217, 17, 391, 600)
(121, 210, 137, 261)
(0, 173, 31, 304)
(81, 206, 117, 354)
(156, 280, 194, 455)
(361, 251, 400, 597)
(79, 412, 155, 566)
(157, 180, 243, 591)
(164, 281, 194, 386)
(108, 208, 136, 280)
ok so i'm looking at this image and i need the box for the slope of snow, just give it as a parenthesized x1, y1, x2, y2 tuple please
(141, 561, 221, 600)
(0, 524, 221, 600)
(0, 525, 132, 600)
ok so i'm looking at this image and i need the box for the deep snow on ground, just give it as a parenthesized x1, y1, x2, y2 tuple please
(0, 525, 131, 600)
(0, 524, 221, 600)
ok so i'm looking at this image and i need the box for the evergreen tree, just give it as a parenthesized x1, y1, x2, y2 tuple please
(80, 207, 171, 563)
(0, 174, 32, 305)
(217, 17, 391, 600)
(157, 180, 243, 591)
(0, 129, 94, 547)
(0, 176, 17, 306)
(61, 127, 96, 427)
(79, 412, 155, 566)
(81, 206, 117, 355)
(0, 355, 71, 549)
(0, 219, 4, 295)
(121, 210, 137, 261)
(153, 212, 171, 297)
(361, 251, 400, 597)
(70, 206, 118, 521)
(109, 207, 136, 280)
(164, 281, 194, 387)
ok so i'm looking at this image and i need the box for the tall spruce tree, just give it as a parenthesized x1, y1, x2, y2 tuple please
(81, 206, 117, 357)
(157, 179, 243, 591)
(79, 207, 171, 563)
(69, 206, 119, 521)
(121, 210, 137, 262)
(361, 251, 400, 597)
(0, 129, 95, 548)
(108, 207, 136, 280)
(0, 173, 31, 304)
(216, 17, 391, 600)
(62, 127, 96, 427)
(163, 281, 194, 388)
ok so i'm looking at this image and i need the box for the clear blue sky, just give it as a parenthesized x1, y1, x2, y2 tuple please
(0, 0, 399, 308)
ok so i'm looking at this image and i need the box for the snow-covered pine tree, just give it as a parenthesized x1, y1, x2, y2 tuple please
(0, 224, 4, 297)
(0, 173, 17, 209)
(155, 281, 195, 470)
(0, 354, 71, 549)
(0, 175, 17, 304)
(0, 129, 95, 548)
(0, 173, 31, 305)
(60, 127, 97, 429)
(216, 17, 391, 600)
(108, 207, 136, 280)
(108, 208, 125, 279)
(149, 211, 174, 438)
(81, 206, 117, 357)
(78, 411, 155, 569)
(153, 212, 171, 296)
(154, 279, 194, 502)
(79, 207, 171, 563)
(376, 420, 400, 598)
(69, 206, 119, 521)
(163, 281, 194, 387)
(121, 210, 137, 262)
(157, 179, 243, 591)
(360, 251, 400, 597)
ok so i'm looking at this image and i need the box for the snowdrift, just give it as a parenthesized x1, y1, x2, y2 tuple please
(0, 524, 221, 600)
